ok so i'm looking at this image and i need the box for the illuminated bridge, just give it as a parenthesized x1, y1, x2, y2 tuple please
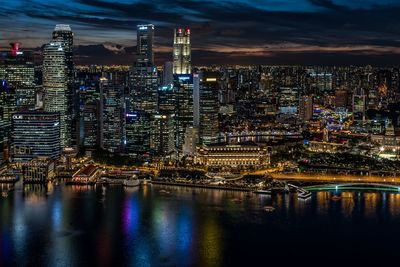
(304, 183, 400, 192)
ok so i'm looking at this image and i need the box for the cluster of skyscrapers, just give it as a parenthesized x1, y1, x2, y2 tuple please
(0, 23, 220, 165)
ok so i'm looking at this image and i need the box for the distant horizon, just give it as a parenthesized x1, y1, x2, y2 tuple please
(2, 43, 400, 67)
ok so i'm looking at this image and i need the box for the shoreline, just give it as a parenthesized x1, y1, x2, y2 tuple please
(151, 180, 254, 192)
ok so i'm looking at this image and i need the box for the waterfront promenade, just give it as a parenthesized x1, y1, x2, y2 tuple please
(270, 172, 400, 184)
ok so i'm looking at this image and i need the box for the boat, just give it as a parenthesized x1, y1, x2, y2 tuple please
(263, 206, 275, 212)
(331, 195, 342, 201)
(123, 178, 140, 187)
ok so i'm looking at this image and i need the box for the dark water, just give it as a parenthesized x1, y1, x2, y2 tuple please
(1, 184, 400, 266)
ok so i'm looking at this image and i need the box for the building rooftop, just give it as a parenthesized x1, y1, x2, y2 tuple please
(54, 24, 71, 31)
(74, 165, 97, 177)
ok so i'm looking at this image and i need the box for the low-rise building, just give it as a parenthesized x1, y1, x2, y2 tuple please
(72, 165, 100, 184)
(195, 142, 270, 168)
(21, 157, 55, 183)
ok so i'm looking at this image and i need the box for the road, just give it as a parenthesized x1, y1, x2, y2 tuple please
(269, 172, 400, 184)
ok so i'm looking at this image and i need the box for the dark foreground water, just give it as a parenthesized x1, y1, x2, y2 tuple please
(1, 184, 400, 266)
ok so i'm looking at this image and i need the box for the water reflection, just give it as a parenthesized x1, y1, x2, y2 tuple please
(0, 185, 399, 266)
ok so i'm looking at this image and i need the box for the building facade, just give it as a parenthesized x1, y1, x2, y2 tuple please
(12, 112, 61, 162)
(52, 24, 75, 146)
(195, 142, 271, 168)
(173, 28, 191, 75)
(43, 41, 69, 148)
(199, 72, 220, 144)
(100, 78, 124, 153)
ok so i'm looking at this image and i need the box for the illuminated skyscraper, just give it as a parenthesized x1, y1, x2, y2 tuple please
(151, 113, 174, 156)
(173, 28, 191, 75)
(0, 43, 35, 110)
(163, 61, 173, 86)
(100, 78, 124, 153)
(136, 24, 154, 65)
(130, 24, 158, 114)
(11, 111, 61, 162)
(0, 80, 16, 161)
(52, 24, 76, 146)
(199, 72, 220, 144)
(43, 41, 69, 148)
(125, 111, 151, 157)
(173, 74, 194, 150)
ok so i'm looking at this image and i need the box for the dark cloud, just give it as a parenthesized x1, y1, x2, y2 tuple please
(1, 0, 400, 65)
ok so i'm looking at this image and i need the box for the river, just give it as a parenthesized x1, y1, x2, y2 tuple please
(0, 184, 399, 266)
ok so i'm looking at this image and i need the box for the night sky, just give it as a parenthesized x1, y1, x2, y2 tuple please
(1, 0, 400, 65)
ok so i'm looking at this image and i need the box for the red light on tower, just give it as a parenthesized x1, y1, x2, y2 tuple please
(178, 28, 182, 34)
(186, 28, 190, 34)
(10, 42, 20, 56)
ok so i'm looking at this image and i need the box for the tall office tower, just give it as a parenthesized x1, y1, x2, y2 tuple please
(163, 61, 173, 86)
(193, 73, 200, 128)
(79, 83, 100, 148)
(82, 101, 99, 148)
(158, 84, 176, 114)
(52, 24, 75, 146)
(100, 78, 124, 153)
(136, 24, 154, 65)
(173, 28, 191, 75)
(11, 111, 61, 163)
(125, 111, 151, 157)
(199, 72, 220, 144)
(151, 113, 174, 156)
(43, 41, 69, 148)
(0, 80, 16, 163)
(298, 95, 314, 122)
(0, 43, 35, 110)
(173, 74, 194, 151)
(130, 24, 158, 114)
(130, 66, 158, 113)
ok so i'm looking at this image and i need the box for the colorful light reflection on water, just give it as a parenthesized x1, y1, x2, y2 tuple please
(0, 185, 400, 266)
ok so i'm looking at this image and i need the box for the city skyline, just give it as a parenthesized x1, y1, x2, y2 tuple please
(1, 0, 400, 65)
